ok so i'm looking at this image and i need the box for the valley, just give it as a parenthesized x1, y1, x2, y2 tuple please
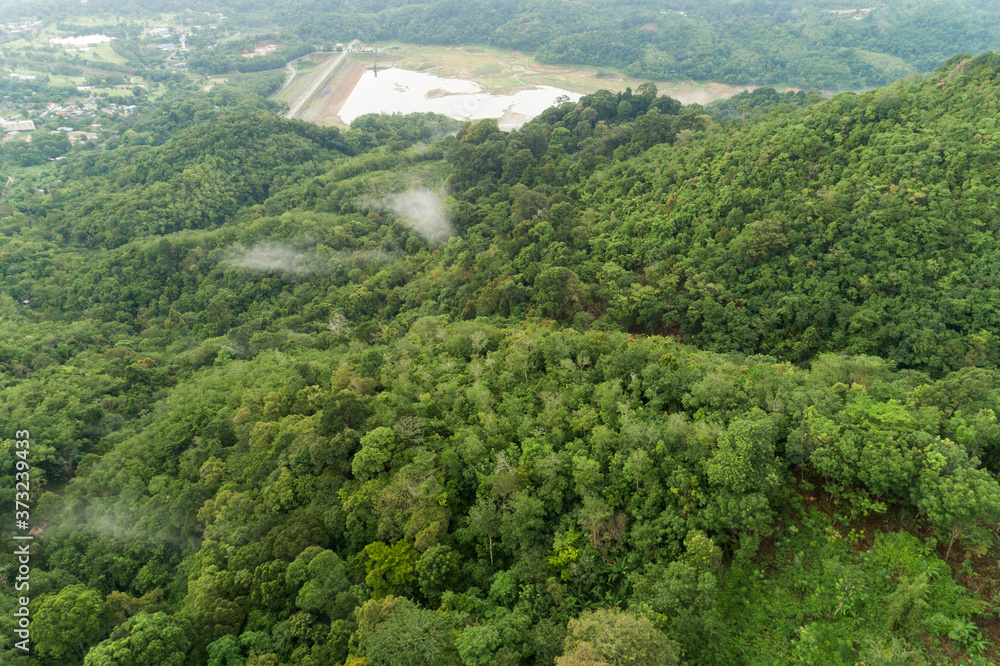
(278, 43, 762, 127)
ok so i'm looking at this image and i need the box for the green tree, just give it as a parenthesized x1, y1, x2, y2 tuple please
(914, 439, 1000, 559)
(35, 584, 108, 662)
(417, 544, 461, 606)
(286, 548, 351, 615)
(84, 612, 192, 666)
(353, 426, 399, 481)
(361, 602, 460, 666)
(365, 540, 419, 599)
(556, 608, 680, 666)
(456, 625, 501, 666)
(705, 409, 781, 532)
(629, 532, 728, 661)
(706, 409, 781, 494)
(207, 635, 244, 666)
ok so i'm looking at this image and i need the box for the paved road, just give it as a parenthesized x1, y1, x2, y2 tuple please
(275, 61, 297, 98)
(274, 51, 337, 99)
(283, 40, 359, 120)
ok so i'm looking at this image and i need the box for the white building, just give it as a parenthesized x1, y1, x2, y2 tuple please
(3, 120, 36, 132)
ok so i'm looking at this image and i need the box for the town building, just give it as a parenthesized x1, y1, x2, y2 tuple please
(2, 120, 36, 132)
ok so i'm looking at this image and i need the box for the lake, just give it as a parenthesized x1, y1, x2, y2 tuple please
(338, 67, 582, 130)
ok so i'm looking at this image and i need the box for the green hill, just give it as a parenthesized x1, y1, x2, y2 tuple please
(2, 54, 1000, 665)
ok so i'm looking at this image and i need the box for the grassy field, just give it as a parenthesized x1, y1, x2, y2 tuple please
(295, 53, 330, 69)
(388, 44, 643, 94)
(3, 39, 124, 76)
(85, 41, 128, 65)
(203, 77, 230, 92)
(86, 87, 134, 96)
(147, 84, 168, 101)
(51, 12, 181, 27)
(8, 70, 85, 86)
(47, 74, 86, 86)
(2, 36, 29, 49)
(218, 31, 272, 44)
(37, 23, 63, 38)
(381, 43, 757, 104)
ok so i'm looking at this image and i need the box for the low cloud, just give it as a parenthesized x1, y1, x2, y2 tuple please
(233, 243, 316, 274)
(384, 188, 452, 244)
(226, 242, 392, 275)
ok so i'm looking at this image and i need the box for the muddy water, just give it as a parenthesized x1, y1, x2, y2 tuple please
(337, 68, 582, 130)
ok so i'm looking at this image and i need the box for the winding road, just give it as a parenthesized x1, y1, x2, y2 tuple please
(275, 61, 297, 97)
(283, 39, 359, 120)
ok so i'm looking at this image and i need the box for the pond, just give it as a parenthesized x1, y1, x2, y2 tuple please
(50, 34, 113, 46)
(338, 67, 582, 130)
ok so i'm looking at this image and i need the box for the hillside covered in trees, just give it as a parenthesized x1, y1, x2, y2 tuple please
(3, 51, 1000, 664)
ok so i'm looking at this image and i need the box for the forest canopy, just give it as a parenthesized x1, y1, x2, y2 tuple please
(2, 37, 1000, 666)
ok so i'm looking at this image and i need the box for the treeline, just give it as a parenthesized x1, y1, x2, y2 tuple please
(54, 21, 144, 39)
(0, 75, 77, 103)
(188, 36, 315, 75)
(0, 131, 72, 166)
(299, 0, 1000, 89)
(9, 0, 1000, 88)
